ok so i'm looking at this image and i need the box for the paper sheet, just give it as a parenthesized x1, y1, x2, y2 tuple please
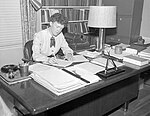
(46, 59, 72, 67)
(73, 62, 104, 74)
(65, 66, 101, 84)
(91, 57, 124, 68)
(73, 55, 89, 63)
(77, 50, 101, 58)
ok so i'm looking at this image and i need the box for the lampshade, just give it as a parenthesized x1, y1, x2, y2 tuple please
(30, 0, 42, 11)
(88, 6, 116, 28)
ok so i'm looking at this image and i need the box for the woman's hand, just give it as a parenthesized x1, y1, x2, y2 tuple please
(65, 53, 73, 61)
(48, 57, 58, 64)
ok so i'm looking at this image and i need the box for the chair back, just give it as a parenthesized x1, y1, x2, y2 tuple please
(23, 40, 33, 61)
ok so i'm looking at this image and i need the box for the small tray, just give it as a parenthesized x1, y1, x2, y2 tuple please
(0, 70, 31, 85)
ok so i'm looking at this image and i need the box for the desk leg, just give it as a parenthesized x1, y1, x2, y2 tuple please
(13, 99, 31, 116)
(121, 101, 129, 112)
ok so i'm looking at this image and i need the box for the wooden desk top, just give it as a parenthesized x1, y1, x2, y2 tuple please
(0, 66, 146, 115)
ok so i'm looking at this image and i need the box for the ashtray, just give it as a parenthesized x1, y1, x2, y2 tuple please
(1, 64, 19, 73)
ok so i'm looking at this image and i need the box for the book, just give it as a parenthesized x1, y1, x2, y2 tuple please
(123, 55, 149, 66)
(138, 46, 150, 59)
(128, 44, 146, 52)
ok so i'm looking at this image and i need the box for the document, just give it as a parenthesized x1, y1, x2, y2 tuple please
(91, 57, 124, 68)
(49, 59, 72, 68)
(64, 65, 102, 84)
(72, 55, 89, 63)
(77, 50, 101, 58)
(73, 62, 104, 74)
(45, 55, 88, 68)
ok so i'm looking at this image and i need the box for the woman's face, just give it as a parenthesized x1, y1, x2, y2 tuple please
(50, 22, 64, 36)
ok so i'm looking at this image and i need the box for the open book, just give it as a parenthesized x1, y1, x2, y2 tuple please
(29, 63, 101, 96)
(64, 65, 102, 84)
(47, 55, 89, 68)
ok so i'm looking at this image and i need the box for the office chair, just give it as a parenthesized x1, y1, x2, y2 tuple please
(22, 40, 64, 63)
(22, 40, 33, 63)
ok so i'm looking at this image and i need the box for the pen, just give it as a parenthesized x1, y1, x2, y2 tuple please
(51, 49, 58, 64)
(62, 69, 90, 83)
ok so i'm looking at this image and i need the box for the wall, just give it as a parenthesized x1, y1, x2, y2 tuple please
(140, 0, 150, 39)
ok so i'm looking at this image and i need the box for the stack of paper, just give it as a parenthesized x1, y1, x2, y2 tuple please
(29, 63, 85, 96)
(138, 46, 150, 60)
(123, 55, 149, 66)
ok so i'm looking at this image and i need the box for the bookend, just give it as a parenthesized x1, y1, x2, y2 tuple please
(96, 54, 125, 79)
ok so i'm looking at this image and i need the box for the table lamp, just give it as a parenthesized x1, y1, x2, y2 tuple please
(30, 0, 42, 11)
(88, 6, 117, 53)
(88, 6, 125, 78)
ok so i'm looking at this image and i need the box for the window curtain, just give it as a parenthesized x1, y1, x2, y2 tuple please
(20, 0, 37, 45)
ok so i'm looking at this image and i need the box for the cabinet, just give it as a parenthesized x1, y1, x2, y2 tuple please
(37, 0, 102, 51)
(102, 0, 144, 44)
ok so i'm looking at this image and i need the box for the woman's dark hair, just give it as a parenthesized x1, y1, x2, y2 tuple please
(50, 13, 68, 27)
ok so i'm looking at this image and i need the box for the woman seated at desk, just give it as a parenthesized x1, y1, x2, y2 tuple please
(32, 13, 73, 64)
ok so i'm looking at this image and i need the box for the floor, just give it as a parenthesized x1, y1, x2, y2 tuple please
(107, 80, 150, 116)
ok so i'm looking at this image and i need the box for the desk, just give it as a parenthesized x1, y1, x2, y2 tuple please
(0, 66, 142, 116)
